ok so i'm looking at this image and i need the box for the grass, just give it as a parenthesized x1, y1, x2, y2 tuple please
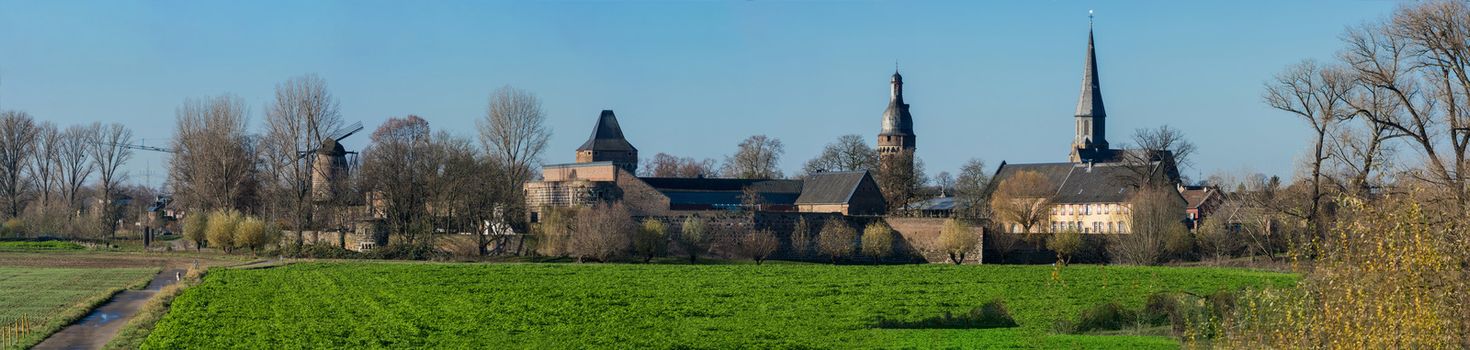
(143, 262, 1294, 349)
(0, 266, 158, 350)
(0, 240, 84, 251)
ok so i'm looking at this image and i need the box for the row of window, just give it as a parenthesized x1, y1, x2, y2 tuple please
(1051, 203, 1128, 216)
(1049, 221, 1128, 234)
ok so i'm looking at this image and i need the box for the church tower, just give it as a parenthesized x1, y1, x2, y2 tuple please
(1069, 15, 1113, 163)
(878, 70, 916, 169)
(576, 110, 639, 173)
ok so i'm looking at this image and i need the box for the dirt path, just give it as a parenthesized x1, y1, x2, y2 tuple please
(32, 268, 186, 350)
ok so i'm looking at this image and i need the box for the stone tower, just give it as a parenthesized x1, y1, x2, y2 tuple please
(1069, 18, 1114, 163)
(878, 70, 916, 170)
(576, 110, 639, 173)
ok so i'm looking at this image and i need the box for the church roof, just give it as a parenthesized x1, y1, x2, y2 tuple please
(989, 161, 1176, 204)
(1075, 27, 1107, 119)
(880, 71, 915, 136)
(577, 110, 637, 152)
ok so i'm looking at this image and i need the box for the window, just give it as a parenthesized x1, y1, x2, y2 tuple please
(1118, 222, 1129, 233)
(1093, 222, 1101, 232)
(1108, 222, 1116, 233)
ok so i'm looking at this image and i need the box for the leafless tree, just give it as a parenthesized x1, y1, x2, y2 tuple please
(570, 202, 634, 263)
(170, 94, 259, 212)
(0, 111, 37, 219)
(989, 170, 1055, 234)
(88, 122, 134, 238)
(801, 134, 878, 176)
(1117, 126, 1195, 189)
(722, 135, 784, 179)
(56, 124, 95, 210)
(877, 152, 926, 212)
(953, 159, 990, 220)
(937, 218, 978, 265)
(737, 228, 779, 264)
(1110, 186, 1187, 265)
(640, 153, 716, 177)
(477, 85, 549, 194)
(361, 115, 435, 246)
(816, 219, 856, 264)
(1264, 60, 1352, 241)
(790, 216, 814, 257)
(28, 122, 57, 207)
(261, 74, 342, 245)
(933, 171, 954, 197)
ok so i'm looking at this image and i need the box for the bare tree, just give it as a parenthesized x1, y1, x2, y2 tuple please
(0, 111, 37, 219)
(933, 171, 954, 197)
(937, 218, 978, 265)
(262, 74, 342, 245)
(1264, 60, 1352, 241)
(722, 135, 784, 179)
(1115, 126, 1194, 189)
(989, 170, 1055, 234)
(737, 228, 779, 264)
(789, 217, 814, 257)
(1110, 186, 1186, 265)
(816, 219, 856, 264)
(953, 159, 990, 220)
(641, 153, 716, 177)
(478, 85, 549, 193)
(361, 115, 435, 246)
(56, 125, 94, 211)
(570, 202, 634, 263)
(88, 122, 134, 238)
(28, 122, 57, 207)
(677, 215, 710, 263)
(877, 152, 927, 212)
(802, 134, 878, 175)
(170, 94, 259, 212)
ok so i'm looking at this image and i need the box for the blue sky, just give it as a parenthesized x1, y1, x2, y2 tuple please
(0, 1, 1398, 188)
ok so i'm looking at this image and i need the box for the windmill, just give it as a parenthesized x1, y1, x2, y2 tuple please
(304, 121, 363, 204)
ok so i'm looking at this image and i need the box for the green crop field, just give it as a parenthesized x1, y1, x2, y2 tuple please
(0, 266, 158, 349)
(0, 241, 84, 251)
(144, 263, 1294, 349)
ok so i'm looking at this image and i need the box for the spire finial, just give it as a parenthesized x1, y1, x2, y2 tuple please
(1089, 10, 1094, 29)
(895, 60, 899, 73)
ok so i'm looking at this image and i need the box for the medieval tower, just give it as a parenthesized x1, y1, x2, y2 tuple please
(1069, 17, 1116, 163)
(878, 70, 916, 171)
(576, 110, 639, 173)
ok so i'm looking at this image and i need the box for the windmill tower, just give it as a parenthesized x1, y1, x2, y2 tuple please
(308, 121, 363, 203)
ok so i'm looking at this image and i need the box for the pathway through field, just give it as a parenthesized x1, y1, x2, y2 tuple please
(33, 268, 185, 350)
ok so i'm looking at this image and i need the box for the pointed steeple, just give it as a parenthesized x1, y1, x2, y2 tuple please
(880, 70, 914, 137)
(577, 110, 636, 152)
(1075, 19, 1106, 119)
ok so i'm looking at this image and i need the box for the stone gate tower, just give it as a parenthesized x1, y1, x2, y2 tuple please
(576, 110, 638, 173)
(877, 70, 916, 170)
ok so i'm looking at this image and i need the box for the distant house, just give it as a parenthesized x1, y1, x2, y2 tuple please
(989, 161, 1184, 234)
(1178, 184, 1224, 230)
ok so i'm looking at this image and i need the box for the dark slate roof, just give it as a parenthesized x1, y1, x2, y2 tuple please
(990, 162, 1158, 204)
(795, 171, 869, 204)
(577, 110, 637, 152)
(906, 197, 956, 211)
(639, 177, 803, 193)
(880, 71, 915, 136)
(1075, 28, 1106, 119)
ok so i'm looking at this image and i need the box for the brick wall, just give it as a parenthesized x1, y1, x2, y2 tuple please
(885, 217, 984, 264)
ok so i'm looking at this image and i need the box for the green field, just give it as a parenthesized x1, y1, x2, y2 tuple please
(143, 263, 1292, 349)
(0, 266, 158, 349)
(0, 241, 84, 251)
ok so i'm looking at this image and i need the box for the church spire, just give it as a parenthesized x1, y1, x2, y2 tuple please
(1075, 14, 1105, 119)
(880, 69, 913, 137)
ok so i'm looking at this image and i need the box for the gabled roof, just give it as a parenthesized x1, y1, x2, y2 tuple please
(577, 110, 637, 152)
(990, 161, 1168, 204)
(1180, 186, 1220, 209)
(795, 171, 870, 204)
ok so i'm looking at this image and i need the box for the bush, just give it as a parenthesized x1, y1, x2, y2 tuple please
(633, 218, 668, 263)
(876, 299, 1018, 329)
(677, 216, 709, 263)
(233, 217, 269, 254)
(182, 213, 208, 251)
(1046, 228, 1083, 265)
(569, 202, 634, 263)
(860, 222, 894, 262)
(816, 220, 856, 264)
(205, 210, 242, 253)
(1073, 301, 1139, 333)
(274, 242, 361, 259)
(937, 219, 977, 265)
(370, 241, 446, 260)
(737, 229, 779, 264)
(533, 208, 574, 257)
(1, 218, 24, 237)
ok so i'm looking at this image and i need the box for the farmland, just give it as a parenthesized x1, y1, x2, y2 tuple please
(0, 265, 157, 349)
(144, 262, 1294, 349)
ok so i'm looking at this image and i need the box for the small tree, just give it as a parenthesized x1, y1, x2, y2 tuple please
(234, 216, 268, 254)
(570, 202, 634, 263)
(183, 212, 208, 251)
(205, 210, 242, 253)
(860, 222, 895, 262)
(738, 229, 779, 264)
(937, 218, 978, 265)
(1047, 228, 1083, 266)
(534, 208, 575, 257)
(678, 216, 710, 263)
(1110, 186, 1185, 265)
(634, 218, 668, 263)
(1194, 217, 1239, 262)
(816, 220, 856, 264)
(790, 217, 813, 257)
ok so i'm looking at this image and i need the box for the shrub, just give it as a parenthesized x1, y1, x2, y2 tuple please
(737, 229, 779, 264)
(182, 213, 208, 251)
(569, 202, 634, 263)
(876, 299, 1018, 329)
(860, 222, 894, 262)
(205, 210, 242, 253)
(1194, 217, 1239, 262)
(633, 218, 668, 263)
(533, 208, 574, 257)
(1046, 228, 1083, 265)
(816, 220, 856, 264)
(789, 217, 813, 257)
(937, 219, 977, 265)
(1, 218, 24, 237)
(1073, 301, 1139, 333)
(233, 217, 269, 254)
(1110, 186, 1186, 265)
(677, 216, 709, 263)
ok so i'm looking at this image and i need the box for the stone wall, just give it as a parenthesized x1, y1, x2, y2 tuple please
(885, 217, 983, 264)
(640, 213, 979, 264)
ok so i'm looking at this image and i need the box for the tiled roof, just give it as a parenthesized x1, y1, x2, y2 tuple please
(795, 171, 869, 204)
(990, 161, 1161, 204)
